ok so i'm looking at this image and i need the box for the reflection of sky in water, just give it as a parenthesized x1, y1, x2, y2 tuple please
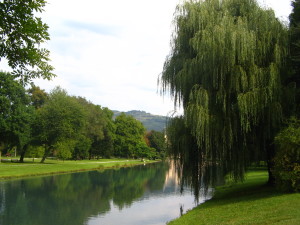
(88, 192, 196, 225)
(87, 170, 212, 225)
(0, 162, 212, 225)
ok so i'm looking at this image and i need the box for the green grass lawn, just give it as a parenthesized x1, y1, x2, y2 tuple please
(168, 169, 300, 225)
(0, 158, 157, 179)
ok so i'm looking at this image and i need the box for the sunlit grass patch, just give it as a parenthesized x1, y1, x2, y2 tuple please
(0, 158, 158, 179)
(168, 170, 300, 225)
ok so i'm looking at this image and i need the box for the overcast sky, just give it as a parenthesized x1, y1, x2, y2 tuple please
(32, 0, 292, 116)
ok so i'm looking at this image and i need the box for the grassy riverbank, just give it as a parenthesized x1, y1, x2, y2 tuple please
(168, 169, 300, 225)
(0, 158, 157, 179)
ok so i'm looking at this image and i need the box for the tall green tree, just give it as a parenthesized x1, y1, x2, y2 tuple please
(34, 87, 85, 163)
(0, 0, 54, 82)
(27, 83, 49, 109)
(72, 134, 91, 160)
(0, 71, 34, 162)
(114, 113, 147, 158)
(74, 97, 107, 159)
(273, 117, 300, 192)
(94, 107, 116, 158)
(146, 130, 166, 159)
(160, 0, 289, 193)
(271, 0, 300, 193)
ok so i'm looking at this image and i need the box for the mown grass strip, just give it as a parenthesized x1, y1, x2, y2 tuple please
(0, 158, 157, 179)
(168, 169, 300, 225)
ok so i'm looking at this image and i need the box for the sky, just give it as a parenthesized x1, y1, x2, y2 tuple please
(29, 0, 293, 116)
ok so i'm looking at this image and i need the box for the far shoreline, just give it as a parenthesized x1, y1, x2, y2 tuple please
(0, 158, 161, 180)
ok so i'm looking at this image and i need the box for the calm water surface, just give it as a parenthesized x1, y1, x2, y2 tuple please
(0, 162, 211, 225)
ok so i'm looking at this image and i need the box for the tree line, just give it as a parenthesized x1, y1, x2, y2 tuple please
(0, 72, 166, 162)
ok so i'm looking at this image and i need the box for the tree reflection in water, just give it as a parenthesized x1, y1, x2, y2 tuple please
(0, 162, 210, 225)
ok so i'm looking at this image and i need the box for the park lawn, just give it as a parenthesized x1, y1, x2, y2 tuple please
(0, 158, 156, 179)
(168, 169, 300, 225)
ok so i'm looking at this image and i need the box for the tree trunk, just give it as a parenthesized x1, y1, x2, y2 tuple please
(40, 153, 47, 163)
(19, 144, 28, 163)
(89, 150, 92, 160)
(40, 145, 50, 163)
(266, 142, 276, 186)
(19, 150, 25, 163)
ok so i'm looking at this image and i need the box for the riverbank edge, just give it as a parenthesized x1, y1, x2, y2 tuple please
(0, 159, 161, 180)
(167, 169, 300, 225)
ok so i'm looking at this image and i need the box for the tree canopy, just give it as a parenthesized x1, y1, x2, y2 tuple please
(0, 74, 163, 162)
(270, 0, 300, 193)
(289, 0, 300, 115)
(114, 113, 154, 159)
(34, 87, 86, 162)
(160, 0, 290, 194)
(0, 0, 54, 82)
(0, 71, 34, 161)
(146, 130, 166, 159)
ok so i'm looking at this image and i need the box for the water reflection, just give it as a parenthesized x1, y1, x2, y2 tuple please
(0, 162, 210, 225)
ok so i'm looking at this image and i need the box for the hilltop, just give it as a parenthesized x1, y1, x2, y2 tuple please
(113, 110, 167, 132)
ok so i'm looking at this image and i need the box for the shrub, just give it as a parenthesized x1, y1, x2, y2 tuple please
(55, 139, 76, 161)
(273, 117, 300, 192)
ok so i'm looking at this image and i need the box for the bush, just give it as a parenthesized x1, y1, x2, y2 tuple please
(25, 145, 45, 159)
(273, 117, 300, 192)
(55, 139, 76, 161)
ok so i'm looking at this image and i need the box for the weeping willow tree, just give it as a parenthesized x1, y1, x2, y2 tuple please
(160, 0, 289, 196)
(289, 0, 300, 115)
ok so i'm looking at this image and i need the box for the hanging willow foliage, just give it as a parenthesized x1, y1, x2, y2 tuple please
(160, 0, 289, 196)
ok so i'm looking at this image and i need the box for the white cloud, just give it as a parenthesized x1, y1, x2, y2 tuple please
(33, 0, 179, 116)
(259, 0, 292, 22)
(32, 0, 292, 116)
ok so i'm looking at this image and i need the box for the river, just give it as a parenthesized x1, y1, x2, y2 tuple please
(0, 162, 211, 225)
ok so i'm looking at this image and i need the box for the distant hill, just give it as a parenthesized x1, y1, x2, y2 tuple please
(113, 110, 167, 132)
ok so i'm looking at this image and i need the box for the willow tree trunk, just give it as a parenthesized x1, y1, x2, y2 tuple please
(266, 143, 276, 186)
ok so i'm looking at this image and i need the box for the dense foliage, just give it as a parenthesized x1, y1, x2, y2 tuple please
(0, 71, 34, 162)
(273, 118, 300, 192)
(0, 0, 55, 82)
(289, 0, 300, 113)
(272, 0, 300, 192)
(34, 87, 86, 162)
(0, 74, 163, 162)
(114, 113, 157, 159)
(145, 130, 167, 159)
(160, 0, 291, 194)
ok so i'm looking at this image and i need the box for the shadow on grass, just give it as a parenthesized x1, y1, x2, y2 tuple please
(204, 171, 288, 208)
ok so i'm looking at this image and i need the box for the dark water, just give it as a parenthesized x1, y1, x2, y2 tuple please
(0, 162, 210, 225)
